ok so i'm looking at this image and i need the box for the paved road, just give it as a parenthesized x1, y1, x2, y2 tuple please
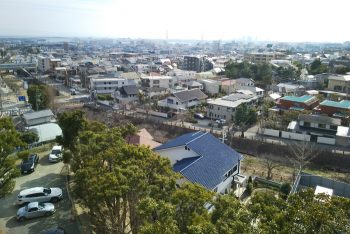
(0, 154, 80, 234)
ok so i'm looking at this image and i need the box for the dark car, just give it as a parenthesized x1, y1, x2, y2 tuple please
(20, 154, 39, 174)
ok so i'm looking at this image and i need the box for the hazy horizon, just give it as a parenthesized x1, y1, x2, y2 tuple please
(1, 0, 350, 43)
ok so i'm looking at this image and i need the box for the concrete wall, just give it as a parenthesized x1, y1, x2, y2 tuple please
(336, 136, 350, 147)
(281, 131, 310, 141)
(136, 108, 168, 118)
(317, 137, 336, 145)
(263, 128, 280, 137)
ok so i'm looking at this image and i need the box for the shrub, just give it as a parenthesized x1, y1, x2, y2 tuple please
(246, 182, 254, 195)
(280, 182, 291, 199)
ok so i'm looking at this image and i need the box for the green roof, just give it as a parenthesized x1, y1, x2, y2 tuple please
(320, 100, 350, 109)
(281, 95, 315, 103)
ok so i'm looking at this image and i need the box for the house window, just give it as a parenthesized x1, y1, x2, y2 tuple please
(330, 125, 337, 130)
(303, 122, 310, 127)
(217, 107, 220, 110)
(318, 123, 326, 129)
(225, 165, 238, 179)
(213, 187, 218, 192)
(176, 102, 178, 105)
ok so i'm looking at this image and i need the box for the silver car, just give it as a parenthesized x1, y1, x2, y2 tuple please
(17, 202, 55, 221)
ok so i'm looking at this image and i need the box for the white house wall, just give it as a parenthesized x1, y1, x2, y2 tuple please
(216, 176, 234, 194)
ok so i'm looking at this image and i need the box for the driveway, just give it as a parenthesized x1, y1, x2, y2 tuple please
(0, 154, 80, 234)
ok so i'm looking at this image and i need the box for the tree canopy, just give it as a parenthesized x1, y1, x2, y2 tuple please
(20, 131, 39, 145)
(308, 58, 329, 75)
(225, 61, 272, 87)
(27, 84, 55, 111)
(235, 104, 257, 127)
(56, 110, 86, 151)
(0, 117, 24, 197)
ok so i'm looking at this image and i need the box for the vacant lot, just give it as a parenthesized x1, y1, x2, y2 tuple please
(241, 154, 349, 184)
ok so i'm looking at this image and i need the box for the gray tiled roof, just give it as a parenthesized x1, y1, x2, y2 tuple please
(173, 89, 207, 102)
(119, 85, 138, 95)
(23, 109, 54, 121)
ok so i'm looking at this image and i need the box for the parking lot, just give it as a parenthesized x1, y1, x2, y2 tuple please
(0, 154, 80, 234)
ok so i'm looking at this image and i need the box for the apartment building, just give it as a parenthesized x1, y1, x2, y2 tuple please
(37, 56, 50, 72)
(90, 75, 128, 94)
(182, 55, 214, 72)
(245, 52, 285, 63)
(140, 76, 173, 89)
(327, 74, 350, 93)
(207, 92, 258, 121)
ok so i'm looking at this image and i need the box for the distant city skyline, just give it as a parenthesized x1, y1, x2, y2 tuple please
(1, 0, 350, 43)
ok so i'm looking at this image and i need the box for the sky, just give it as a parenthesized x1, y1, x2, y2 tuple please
(0, 0, 349, 42)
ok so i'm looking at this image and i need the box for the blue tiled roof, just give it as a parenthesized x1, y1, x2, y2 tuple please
(155, 131, 242, 190)
(281, 95, 315, 103)
(173, 156, 201, 172)
(154, 131, 206, 151)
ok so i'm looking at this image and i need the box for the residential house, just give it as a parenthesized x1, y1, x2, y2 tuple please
(318, 100, 350, 116)
(126, 128, 161, 149)
(158, 88, 207, 112)
(327, 74, 350, 93)
(207, 91, 258, 121)
(199, 79, 220, 95)
(167, 69, 197, 85)
(185, 81, 203, 90)
(277, 95, 319, 110)
(273, 83, 305, 96)
(154, 131, 242, 194)
(114, 85, 138, 104)
(140, 87, 169, 99)
(287, 114, 343, 145)
(23, 109, 55, 126)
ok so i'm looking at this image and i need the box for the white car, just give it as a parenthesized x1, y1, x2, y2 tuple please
(17, 187, 63, 205)
(49, 146, 63, 163)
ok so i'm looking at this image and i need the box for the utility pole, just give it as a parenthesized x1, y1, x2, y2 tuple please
(35, 87, 40, 111)
(0, 89, 3, 114)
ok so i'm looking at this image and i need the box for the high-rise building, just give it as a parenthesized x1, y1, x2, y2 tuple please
(182, 55, 213, 72)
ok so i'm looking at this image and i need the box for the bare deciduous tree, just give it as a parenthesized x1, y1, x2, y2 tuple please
(261, 154, 279, 180)
(288, 140, 320, 172)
